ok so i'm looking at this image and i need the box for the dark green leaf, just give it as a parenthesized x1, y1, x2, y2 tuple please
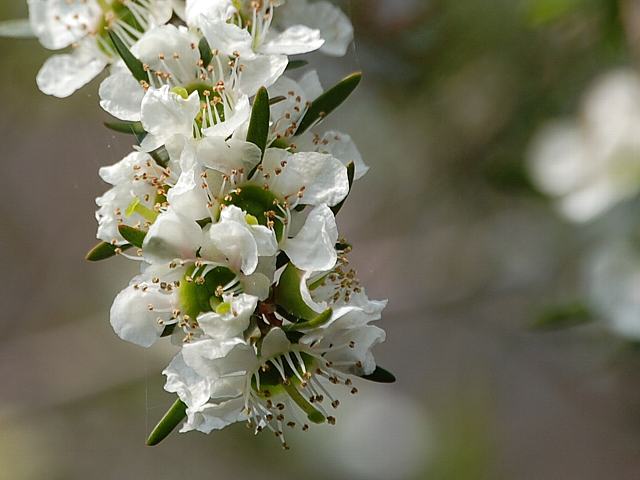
(286, 60, 308, 71)
(104, 120, 145, 136)
(361, 366, 396, 383)
(246, 86, 270, 155)
(108, 30, 148, 83)
(296, 72, 362, 135)
(146, 399, 187, 446)
(198, 36, 214, 68)
(85, 242, 131, 261)
(531, 302, 593, 331)
(331, 162, 355, 216)
(117, 225, 147, 248)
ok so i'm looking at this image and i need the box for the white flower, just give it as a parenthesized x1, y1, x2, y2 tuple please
(586, 241, 640, 340)
(277, 0, 354, 56)
(95, 151, 175, 245)
(166, 316, 385, 444)
(29, 0, 174, 97)
(527, 69, 640, 222)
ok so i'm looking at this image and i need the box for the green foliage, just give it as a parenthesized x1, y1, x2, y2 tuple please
(531, 302, 594, 331)
(246, 87, 270, 156)
(85, 242, 131, 261)
(146, 399, 187, 446)
(361, 366, 397, 383)
(108, 30, 148, 83)
(117, 225, 146, 248)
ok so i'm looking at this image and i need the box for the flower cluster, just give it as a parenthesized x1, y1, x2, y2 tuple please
(24, 0, 392, 447)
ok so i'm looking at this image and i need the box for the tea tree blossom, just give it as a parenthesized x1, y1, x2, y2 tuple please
(16, 0, 393, 449)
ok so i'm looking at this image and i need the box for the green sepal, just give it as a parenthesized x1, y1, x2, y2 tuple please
(146, 398, 187, 446)
(286, 60, 308, 71)
(108, 30, 149, 83)
(275, 263, 318, 321)
(531, 302, 593, 331)
(296, 72, 362, 135)
(246, 86, 270, 156)
(85, 242, 132, 261)
(283, 308, 333, 332)
(361, 366, 396, 383)
(331, 161, 355, 216)
(161, 323, 176, 337)
(117, 225, 147, 248)
(104, 120, 145, 136)
(198, 36, 214, 68)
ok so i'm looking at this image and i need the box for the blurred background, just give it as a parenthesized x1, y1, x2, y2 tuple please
(3, 0, 640, 478)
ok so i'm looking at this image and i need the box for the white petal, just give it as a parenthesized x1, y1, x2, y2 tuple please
(297, 69, 324, 100)
(110, 281, 173, 347)
(141, 86, 200, 141)
(195, 137, 262, 174)
(202, 95, 251, 138)
(284, 204, 338, 271)
(36, 48, 107, 98)
(237, 54, 289, 95)
(259, 25, 324, 55)
(185, 0, 234, 27)
(167, 167, 211, 221)
(200, 17, 254, 57)
(260, 327, 291, 359)
(143, 209, 203, 262)
(198, 293, 258, 338)
(28, 0, 101, 49)
(311, 130, 369, 179)
(99, 70, 144, 121)
(163, 353, 211, 408)
(183, 397, 246, 433)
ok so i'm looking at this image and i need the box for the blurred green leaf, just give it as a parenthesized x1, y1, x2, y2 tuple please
(108, 30, 148, 83)
(531, 302, 594, 331)
(198, 36, 213, 68)
(104, 120, 145, 136)
(246, 86, 270, 156)
(286, 59, 308, 71)
(296, 72, 362, 135)
(146, 399, 187, 446)
(148, 145, 170, 168)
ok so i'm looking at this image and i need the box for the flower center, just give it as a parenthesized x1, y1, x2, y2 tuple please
(178, 264, 237, 320)
(221, 184, 287, 241)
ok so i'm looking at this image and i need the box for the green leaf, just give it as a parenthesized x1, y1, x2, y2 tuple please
(146, 399, 187, 446)
(361, 366, 396, 383)
(117, 225, 147, 248)
(283, 308, 333, 332)
(104, 120, 145, 136)
(331, 162, 355, 216)
(0, 19, 34, 38)
(296, 72, 362, 135)
(85, 242, 131, 261)
(108, 30, 148, 83)
(286, 59, 308, 71)
(531, 302, 593, 331)
(246, 86, 270, 155)
(198, 36, 214, 68)
(275, 263, 319, 321)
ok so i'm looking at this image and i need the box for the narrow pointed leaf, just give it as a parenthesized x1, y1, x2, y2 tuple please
(246, 86, 270, 155)
(0, 19, 34, 38)
(198, 36, 213, 68)
(531, 302, 593, 331)
(108, 30, 148, 83)
(85, 242, 131, 261)
(296, 72, 362, 135)
(104, 120, 145, 136)
(146, 399, 187, 446)
(283, 308, 333, 331)
(331, 162, 355, 216)
(118, 225, 147, 248)
(286, 60, 308, 71)
(361, 366, 396, 383)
